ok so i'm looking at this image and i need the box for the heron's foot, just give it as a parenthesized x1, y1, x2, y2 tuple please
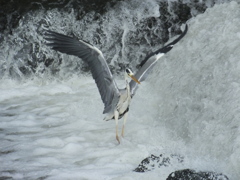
(116, 135, 120, 144)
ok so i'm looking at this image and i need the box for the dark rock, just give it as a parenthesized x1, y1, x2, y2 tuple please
(134, 154, 184, 172)
(0, 0, 121, 34)
(134, 154, 229, 180)
(167, 169, 229, 180)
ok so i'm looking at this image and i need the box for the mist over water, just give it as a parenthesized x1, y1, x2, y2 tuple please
(0, 0, 240, 179)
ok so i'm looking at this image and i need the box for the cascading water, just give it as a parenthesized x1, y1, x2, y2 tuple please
(0, 0, 239, 179)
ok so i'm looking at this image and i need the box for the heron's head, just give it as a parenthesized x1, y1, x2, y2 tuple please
(125, 68, 140, 84)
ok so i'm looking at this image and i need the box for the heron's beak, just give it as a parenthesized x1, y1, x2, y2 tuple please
(130, 75, 140, 84)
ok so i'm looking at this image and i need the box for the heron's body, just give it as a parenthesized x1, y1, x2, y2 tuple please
(116, 86, 131, 117)
(103, 81, 131, 121)
(44, 24, 188, 143)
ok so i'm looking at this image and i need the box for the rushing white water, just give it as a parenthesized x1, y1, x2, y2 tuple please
(1, 1, 240, 180)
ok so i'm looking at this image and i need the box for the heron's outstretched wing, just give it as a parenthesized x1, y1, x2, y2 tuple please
(45, 31, 119, 114)
(138, 24, 188, 67)
(130, 24, 188, 96)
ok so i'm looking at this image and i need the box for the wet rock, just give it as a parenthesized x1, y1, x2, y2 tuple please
(134, 154, 184, 172)
(134, 154, 229, 180)
(167, 169, 229, 180)
(0, 0, 120, 34)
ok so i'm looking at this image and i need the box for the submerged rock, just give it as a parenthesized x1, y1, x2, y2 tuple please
(167, 169, 229, 180)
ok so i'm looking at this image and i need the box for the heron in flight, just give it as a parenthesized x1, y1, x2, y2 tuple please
(45, 24, 188, 143)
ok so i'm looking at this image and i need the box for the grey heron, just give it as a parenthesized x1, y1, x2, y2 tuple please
(44, 24, 188, 143)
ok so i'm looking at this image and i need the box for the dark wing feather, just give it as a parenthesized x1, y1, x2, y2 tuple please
(45, 31, 119, 114)
(139, 24, 188, 67)
(130, 24, 188, 96)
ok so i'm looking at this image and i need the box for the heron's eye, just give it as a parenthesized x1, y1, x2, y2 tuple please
(126, 68, 133, 75)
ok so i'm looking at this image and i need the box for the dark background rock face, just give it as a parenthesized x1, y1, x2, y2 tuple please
(0, 0, 121, 34)
(0, 0, 231, 78)
(0, 0, 214, 36)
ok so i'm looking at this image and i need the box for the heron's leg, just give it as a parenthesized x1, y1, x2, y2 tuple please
(114, 111, 120, 144)
(121, 112, 128, 137)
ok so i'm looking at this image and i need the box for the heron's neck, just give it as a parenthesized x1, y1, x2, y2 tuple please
(124, 73, 130, 92)
(125, 79, 131, 93)
(124, 73, 128, 83)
